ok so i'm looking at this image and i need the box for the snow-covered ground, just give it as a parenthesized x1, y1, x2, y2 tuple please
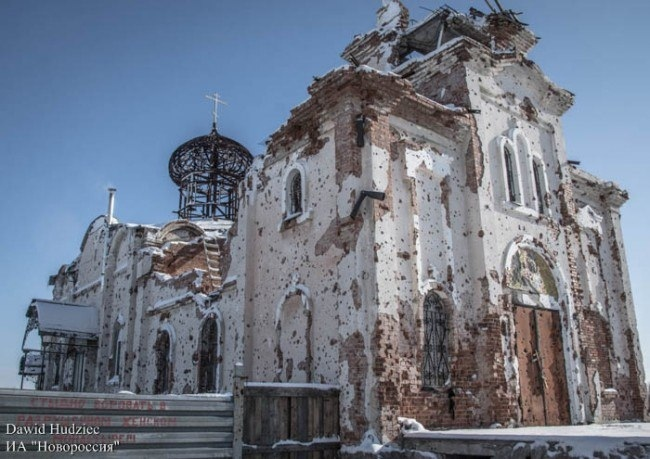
(405, 422, 650, 439)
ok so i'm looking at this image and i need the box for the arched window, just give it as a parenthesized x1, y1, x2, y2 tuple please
(290, 172, 302, 215)
(197, 316, 220, 393)
(284, 167, 304, 219)
(422, 291, 450, 388)
(503, 145, 520, 203)
(281, 163, 310, 223)
(532, 159, 546, 214)
(154, 331, 171, 394)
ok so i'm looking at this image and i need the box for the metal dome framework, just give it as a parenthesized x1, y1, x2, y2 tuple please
(169, 126, 253, 221)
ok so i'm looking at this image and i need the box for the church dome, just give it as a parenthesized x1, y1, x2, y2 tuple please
(168, 126, 252, 187)
(169, 125, 253, 221)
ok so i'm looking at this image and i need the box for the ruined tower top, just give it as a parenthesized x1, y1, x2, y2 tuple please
(376, 0, 409, 32)
(342, 3, 537, 71)
(168, 97, 252, 221)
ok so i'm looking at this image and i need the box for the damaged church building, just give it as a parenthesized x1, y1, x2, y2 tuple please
(19, 1, 647, 445)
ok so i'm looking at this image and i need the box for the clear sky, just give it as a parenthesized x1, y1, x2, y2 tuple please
(1, 1, 648, 390)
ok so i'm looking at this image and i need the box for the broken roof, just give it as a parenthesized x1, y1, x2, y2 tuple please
(343, 3, 538, 73)
(26, 299, 99, 340)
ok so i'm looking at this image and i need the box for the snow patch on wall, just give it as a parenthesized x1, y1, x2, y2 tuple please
(149, 292, 208, 312)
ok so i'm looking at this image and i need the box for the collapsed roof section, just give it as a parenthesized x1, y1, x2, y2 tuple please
(342, 2, 537, 72)
(265, 65, 470, 160)
(339, 2, 572, 117)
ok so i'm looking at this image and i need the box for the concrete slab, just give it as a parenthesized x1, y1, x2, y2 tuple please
(402, 423, 650, 458)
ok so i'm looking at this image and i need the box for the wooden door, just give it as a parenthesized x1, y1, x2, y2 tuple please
(514, 306, 570, 426)
(536, 308, 571, 425)
(514, 306, 546, 425)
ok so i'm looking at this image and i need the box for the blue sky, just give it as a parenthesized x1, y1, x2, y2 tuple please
(1, 1, 648, 390)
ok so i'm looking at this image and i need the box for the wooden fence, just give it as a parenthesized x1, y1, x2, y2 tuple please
(0, 389, 234, 458)
(238, 376, 340, 458)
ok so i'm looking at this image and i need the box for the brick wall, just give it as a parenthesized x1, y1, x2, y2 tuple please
(152, 241, 215, 293)
(340, 331, 369, 443)
(371, 307, 517, 440)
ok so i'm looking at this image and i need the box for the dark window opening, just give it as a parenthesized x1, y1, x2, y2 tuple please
(154, 331, 171, 394)
(504, 146, 518, 202)
(198, 317, 219, 393)
(422, 291, 450, 388)
(289, 172, 302, 215)
(109, 321, 121, 380)
(53, 354, 60, 386)
(533, 161, 545, 214)
(62, 348, 84, 392)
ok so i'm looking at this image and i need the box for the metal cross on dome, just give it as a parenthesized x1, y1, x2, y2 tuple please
(205, 92, 227, 131)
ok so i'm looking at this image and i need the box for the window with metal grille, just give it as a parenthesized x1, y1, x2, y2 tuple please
(422, 291, 450, 388)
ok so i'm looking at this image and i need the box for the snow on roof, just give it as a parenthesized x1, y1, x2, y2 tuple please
(193, 219, 234, 234)
(245, 382, 339, 391)
(27, 299, 99, 339)
(392, 36, 465, 74)
(377, 0, 404, 32)
(124, 223, 159, 230)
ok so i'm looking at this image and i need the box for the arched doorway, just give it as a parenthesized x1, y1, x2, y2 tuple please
(508, 245, 571, 426)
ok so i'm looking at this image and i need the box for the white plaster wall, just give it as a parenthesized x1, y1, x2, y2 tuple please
(73, 217, 108, 303)
(223, 124, 345, 385)
(213, 285, 244, 392)
(136, 302, 206, 394)
(465, 61, 586, 423)
(97, 226, 135, 392)
(574, 185, 646, 404)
